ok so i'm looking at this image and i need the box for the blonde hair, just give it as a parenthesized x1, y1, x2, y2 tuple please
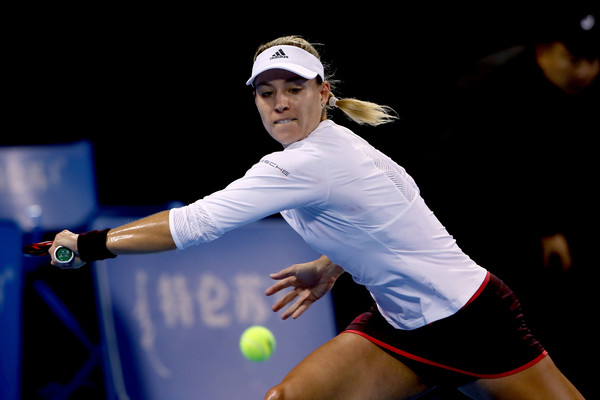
(253, 36, 397, 127)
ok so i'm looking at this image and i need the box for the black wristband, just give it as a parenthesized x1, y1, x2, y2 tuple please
(77, 229, 117, 262)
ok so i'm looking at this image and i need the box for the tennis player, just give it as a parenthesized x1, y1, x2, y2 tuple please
(50, 36, 584, 399)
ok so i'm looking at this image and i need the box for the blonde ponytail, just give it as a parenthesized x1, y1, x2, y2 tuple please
(328, 94, 397, 126)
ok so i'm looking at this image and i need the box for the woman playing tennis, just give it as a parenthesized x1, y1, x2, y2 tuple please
(51, 36, 584, 399)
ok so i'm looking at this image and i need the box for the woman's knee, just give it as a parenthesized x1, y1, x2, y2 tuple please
(264, 380, 304, 400)
(264, 383, 287, 400)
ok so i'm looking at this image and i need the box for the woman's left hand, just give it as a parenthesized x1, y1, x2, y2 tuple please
(265, 255, 344, 319)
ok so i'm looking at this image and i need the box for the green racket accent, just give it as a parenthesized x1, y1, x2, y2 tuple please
(54, 246, 74, 264)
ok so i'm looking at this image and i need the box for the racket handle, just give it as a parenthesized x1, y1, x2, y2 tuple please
(54, 246, 74, 264)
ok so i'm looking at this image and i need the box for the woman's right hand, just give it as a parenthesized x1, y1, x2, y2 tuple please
(265, 255, 344, 320)
(49, 230, 85, 269)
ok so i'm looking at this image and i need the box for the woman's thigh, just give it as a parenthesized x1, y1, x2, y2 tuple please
(265, 332, 429, 400)
(459, 356, 585, 400)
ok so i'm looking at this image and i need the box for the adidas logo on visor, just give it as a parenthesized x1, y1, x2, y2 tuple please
(269, 49, 288, 60)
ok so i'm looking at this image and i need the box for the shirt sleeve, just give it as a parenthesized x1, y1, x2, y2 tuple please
(169, 147, 329, 249)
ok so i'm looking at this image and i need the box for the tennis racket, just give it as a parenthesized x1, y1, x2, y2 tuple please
(23, 241, 74, 264)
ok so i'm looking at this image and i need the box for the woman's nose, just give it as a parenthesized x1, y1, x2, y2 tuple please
(274, 93, 290, 112)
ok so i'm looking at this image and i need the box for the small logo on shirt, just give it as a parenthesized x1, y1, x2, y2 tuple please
(269, 49, 288, 60)
(260, 159, 289, 176)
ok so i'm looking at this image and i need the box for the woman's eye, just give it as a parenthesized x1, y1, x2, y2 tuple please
(260, 90, 274, 98)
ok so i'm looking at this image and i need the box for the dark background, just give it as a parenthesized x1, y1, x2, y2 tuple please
(7, 6, 532, 206)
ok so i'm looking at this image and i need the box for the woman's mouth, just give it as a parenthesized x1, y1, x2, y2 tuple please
(274, 118, 296, 124)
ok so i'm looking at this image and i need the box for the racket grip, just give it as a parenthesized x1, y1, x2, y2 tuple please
(54, 246, 74, 264)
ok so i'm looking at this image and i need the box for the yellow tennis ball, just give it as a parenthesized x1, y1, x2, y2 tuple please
(239, 326, 276, 362)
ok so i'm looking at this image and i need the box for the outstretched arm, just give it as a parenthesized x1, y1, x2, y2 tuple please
(50, 210, 176, 268)
(266, 255, 344, 320)
(105, 210, 175, 254)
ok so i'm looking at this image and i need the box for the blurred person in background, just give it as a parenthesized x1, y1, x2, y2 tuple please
(426, 4, 599, 397)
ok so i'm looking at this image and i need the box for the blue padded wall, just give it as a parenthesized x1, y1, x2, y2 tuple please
(93, 216, 337, 399)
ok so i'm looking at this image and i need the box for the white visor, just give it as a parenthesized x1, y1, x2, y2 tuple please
(246, 45, 325, 86)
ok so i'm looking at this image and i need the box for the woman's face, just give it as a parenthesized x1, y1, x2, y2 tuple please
(254, 69, 330, 147)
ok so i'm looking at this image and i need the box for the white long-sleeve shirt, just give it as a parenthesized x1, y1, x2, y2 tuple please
(169, 120, 487, 329)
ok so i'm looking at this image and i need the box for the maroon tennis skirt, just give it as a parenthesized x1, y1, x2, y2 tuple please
(343, 272, 547, 387)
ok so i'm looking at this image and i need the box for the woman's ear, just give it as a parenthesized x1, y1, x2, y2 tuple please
(320, 81, 331, 106)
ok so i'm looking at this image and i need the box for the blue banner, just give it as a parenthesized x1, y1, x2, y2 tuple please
(94, 216, 337, 399)
(0, 221, 22, 400)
